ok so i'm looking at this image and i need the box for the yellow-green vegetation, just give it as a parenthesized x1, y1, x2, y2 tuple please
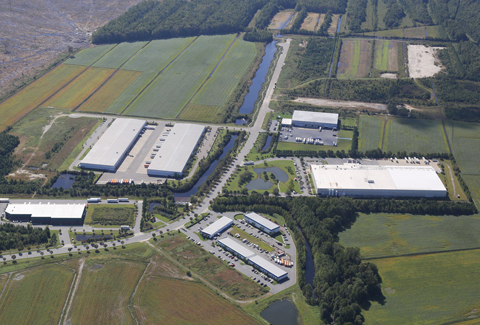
(339, 213, 480, 259)
(43, 67, 115, 110)
(234, 214, 245, 220)
(0, 64, 86, 132)
(437, 160, 469, 201)
(92, 41, 147, 69)
(0, 264, 74, 325)
(364, 250, 480, 324)
(85, 205, 136, 227)
(374, 40, 390, 70)
(230, 225, 274, 252)
(358, 115, 385, 151)
(65, 44, 116, 66)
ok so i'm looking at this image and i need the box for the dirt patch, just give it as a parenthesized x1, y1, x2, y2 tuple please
(216, 268, 245, 286)
(407, 45, 445, 78)
(91, 264, 103, 270)
(357, 40, 373, 78)
(384, 287, 396, 295)
(300, 13, 319, 31)
(12, 274, 24, 281)
(178, 250, 200, 260)
(388, 42, 399, 71)
(337, 40, 354, 76)
(146, 255, 191, 280)
(293, 97, 387, 111)
(381, 73, 398, 79)
(159, 236, 186, 252)
(268, 11, 293, 29)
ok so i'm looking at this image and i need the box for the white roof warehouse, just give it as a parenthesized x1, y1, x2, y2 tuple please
(292, 111, 338, 129)
(244, 212, 280, 235)
(200, 216, 233, 239)
(5, 203, 86, 225)
(310, 164, 447, 198)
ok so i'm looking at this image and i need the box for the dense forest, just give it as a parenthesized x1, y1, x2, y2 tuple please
(254, 2, 280, 30)
(433, 77, 480, 105)
(0, 224, 54, 252)
(296, 37, 336, 80)
(430, 0, 480, 42)
(299, 0, 348, 13)
(438, 42, 480, 82)
(346, 0, 368, 32)
(398, 0, 432, 25)
(0, 131, 19, 176)
(382, 0, 405, 28)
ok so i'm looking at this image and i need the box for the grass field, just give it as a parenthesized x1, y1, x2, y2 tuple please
(134, 277, 258, 324)
(358, 115, 384, 151)
(92, 41, 147, 69)
(365, 29, 404, 38)
(363, 250, 480, 324)
(85, 205, 136, 227)
(339, 213, 480, 259)
(77, 70, 142, 112)
(0, 64, 86, 131)
(337, 39, 373, 78)
(373, 40, 399, 71)
(65, 44, 116, 66)
(123, 34, 235, 119)
(383, 118, 449, 154)
(301, 13, 320, 31)
(360, 0, 375, 30)
(0, 264, 74, 324)
(43, 67, 115, 110)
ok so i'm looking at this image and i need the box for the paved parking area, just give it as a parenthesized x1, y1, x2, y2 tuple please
(279, 126, 338, 146)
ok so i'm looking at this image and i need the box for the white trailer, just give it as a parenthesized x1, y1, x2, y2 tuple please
(0, 198, 9, 203)
(107, 199, 118, 203)
(87, 198, 101, 203)
(118, 198, 129, 202)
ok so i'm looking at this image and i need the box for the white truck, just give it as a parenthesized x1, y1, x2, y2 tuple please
(87, 198, 101, 203)
(118, 198, 129, 202)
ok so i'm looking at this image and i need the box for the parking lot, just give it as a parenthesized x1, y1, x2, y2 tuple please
(278, 126, 338, 146)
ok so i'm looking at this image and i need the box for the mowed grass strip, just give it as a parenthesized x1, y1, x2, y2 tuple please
(68, 260, 145, 325)
(339, 213, 480, 258)
(364, 250, 480, 324)
(134, 277, 259, 324)
(65, 44, 116, 66)
(85, 205, 136, 226)
(383, 118, 449, 154)
(43, 67, 115, 110)
(374, 40, 390, 71)
(190, 40, 256, 107)
(0, 64, 85, 129)
(92, 41, 147, 69)
(0, 264, 74, 325)
(78, 70, 142, 112)
(178, 103, 225, 123)
(358, 115, 384, 151)
(337, 40, 361, 79)
(124, 34, 236, 119)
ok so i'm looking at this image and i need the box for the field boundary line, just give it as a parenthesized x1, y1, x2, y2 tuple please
(128, 261, 150, 325)
(175, 34, 239, 118)
(363, 246, 480, 261)
(62, 257, 86, 325)
(119, 37, 199, 116)
(72, 41, 151, 113)
(0, 273, 12, 302)
(58, 269, 78, 325)
(381, 118, 388, 151)
(442, 119, 453, 154)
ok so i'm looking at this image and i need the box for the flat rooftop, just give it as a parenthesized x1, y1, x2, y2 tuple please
(218, 237, 256, 259)
(310, 164, 446, 192)
(245, 212, 280, 232)
(201, 216, 233, 237)
(249, 255, 287, 278)
(5, 203, 86, 219)
(81, 118, 146, 168)
(148, 123, 205, 175)
(292, 111, 338, 124)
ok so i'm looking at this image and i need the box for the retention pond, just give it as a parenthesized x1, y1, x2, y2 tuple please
(261, 299, 299, 325)
(245, 167, 288, 191)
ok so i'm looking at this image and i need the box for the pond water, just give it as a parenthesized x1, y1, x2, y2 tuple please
(76, 234, 112, 241)
(245, 178, 273, 191)
(174, 135, 237, 198)
(238, 41, 278, 115)
(261, 299, 299, 325)
(261, 136, 273, 152)
(51, 173, 76, 189)
(149, 202, 161, 212)
(245, 167, 288, 191)
(253, 167, 288, 182)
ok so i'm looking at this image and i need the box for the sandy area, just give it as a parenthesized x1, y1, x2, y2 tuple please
(300, 13, 319, 31)
(381, 73, 398, 79)
(268, 11, 293, 29)
(407, 45, 445, 78)
(293, 98, 387, 110)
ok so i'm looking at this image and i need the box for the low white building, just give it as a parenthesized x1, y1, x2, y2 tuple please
(200, 216, 233, 239)
(292, 111, 338, 129)
(244, 212, 280, 235)
(5, 203, 86, 225)
(310, 164, 447, 197)
(218, 237, 256, 260)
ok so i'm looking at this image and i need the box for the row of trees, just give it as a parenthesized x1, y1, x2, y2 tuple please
(345, 0, 368, 32)
(0, 224, 52, 252)
(397, 0, 432, 25)
(382, 0, 405, 29)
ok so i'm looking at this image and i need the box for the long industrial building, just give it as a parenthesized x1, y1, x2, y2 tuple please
(244, 212, 280, 235)
(200, 216, 233, 239)
(5, 203, 86, 225)
(310, 164, 447, 197)
(292, 111, 338, 129)
(147, 123, 205, 177)
(79, 118, 146, 171)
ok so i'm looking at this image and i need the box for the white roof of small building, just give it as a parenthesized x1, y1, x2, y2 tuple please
(148, 123, 205, 175)
(218, 237, 256, 259)
(292, 111, 338, 125)
(281, 118, 292, 125)
(245, 212, 280, 232)
(201, 216, 233, 237)
(81, 118, 146, 168)
(310, 164, 446, 192)
(5, 203, 86, 219)
(249, 255, 287, 278)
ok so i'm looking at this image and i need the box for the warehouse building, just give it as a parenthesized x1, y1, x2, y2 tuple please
(218, 237, 256, 260)
(244, 212, 280, 235)
(201, 216, 233, 239)
(5, 203, 86, 225)
(310, 164, 447, 198)
(79, 118, 146, 171)
(292, 111, 338, 129)
(147, 123, 205, 177)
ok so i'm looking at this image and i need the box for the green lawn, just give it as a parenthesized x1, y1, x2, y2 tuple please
(374, 40, 390, 71)
(65, 44, 116, 66)
(85, 205, 136, 227)
(358, 115, 384, 151)
(92, 41, 147, 69)
(231, 226, 274, 252)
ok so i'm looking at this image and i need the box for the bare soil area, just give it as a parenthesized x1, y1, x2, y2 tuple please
(0, 0, 141, 98)
(300, 13, 320, 31)
(407, 45, 445, 78)
(268, 11, 293, 29)
(293, 97, 387, 111)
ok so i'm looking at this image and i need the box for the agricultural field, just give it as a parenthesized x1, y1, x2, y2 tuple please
(376, 0, 388, 30)
(92, 41, 147, 69)
(383, 118, 449, 154)
(373, 40, 399, 72)
(300, 13, 321, 31)
(0, 264, 74, 324)
(328, 14, 341, 34)
(42, 67, 115, 110)
(85, 205, 136, 227)
(339, 213, 480, 259)
(337, 39, 373, 79)
(363, 250, 480, 324)
(123, 34, 236, 119)
(358, 115, 384, 151)
(65, 44, 116, 66)
(268, 10, 295, 29)
(0, 64, 86, 131)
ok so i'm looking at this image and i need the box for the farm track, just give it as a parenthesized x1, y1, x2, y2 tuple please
(63, 258, 86, 325)
(363, 246, 480, 261)
(442, 119, 453, 154)
(128, 261, 150, 325)
(0, 273, 12, 301)
(119, 37, 199, 116)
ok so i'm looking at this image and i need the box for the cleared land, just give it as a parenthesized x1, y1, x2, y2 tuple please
(337, 39, 373, 79)
(292, 98, 387, 111)
(65, 44, 116, 66)
(407, 45, 445, 78)
(328, 14, 341, 34)
(123, 34, 235, 119)
(0, 64, 85, 131)
(0, 264, 74, 324)
(92, 41, 147, 69)
(85, 205, 136, 226)
(268, 11, 295, 29)
(300, 13, 320, 31)
(383, 118, 449, 154)
(358, 115, 384, 151)
(43, 67, 115, 109)
(364, 250, 480, 324)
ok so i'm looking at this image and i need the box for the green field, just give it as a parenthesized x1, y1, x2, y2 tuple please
(337, 39, 361, 78)
(65, 44, 116, 66)
(374, 40, 390, 70)
(0, 264, 74, 324)
(339, 213, 480, 259)
(92, 41, 147, 69)
(383, 118, 449, 154)
(124, 34, 236, 119)
(358, 115, 384, 151)
(364, 250, 480, 324)
(85, 205, 136, 226)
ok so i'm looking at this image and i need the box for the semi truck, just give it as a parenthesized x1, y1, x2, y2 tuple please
(87, 198, 101, 203)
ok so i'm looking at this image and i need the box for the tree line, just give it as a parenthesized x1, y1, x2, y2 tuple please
(296, 37, 336, 80)
(0, 131, 19, 177)
(346, 0, 368, 32)
(397, 0, 432, 25)
(0, 223, 53, 253)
